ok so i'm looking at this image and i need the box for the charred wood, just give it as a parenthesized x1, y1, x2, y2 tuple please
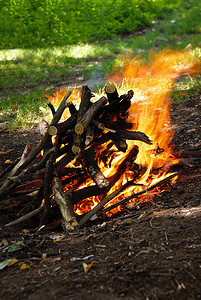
(79, 179, 135, 228)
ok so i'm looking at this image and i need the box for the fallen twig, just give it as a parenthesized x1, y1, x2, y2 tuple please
(5, 204, 45, 227)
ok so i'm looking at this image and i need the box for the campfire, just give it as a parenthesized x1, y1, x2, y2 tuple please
(0, 49, 200, 232)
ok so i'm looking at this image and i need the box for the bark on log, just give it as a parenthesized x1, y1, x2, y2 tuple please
(106, 89, 133, 112)
(67, 101, 77, 115)
(92, 130, 152, 150)
(115, 130, 152, 145)
(48, 113, 77, 136)
(39, 119, 49, 137)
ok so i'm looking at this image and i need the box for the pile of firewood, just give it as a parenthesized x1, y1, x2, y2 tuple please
(1, 83, 198, 232)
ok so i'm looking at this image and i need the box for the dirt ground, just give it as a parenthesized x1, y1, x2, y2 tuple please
(0, 91, 201, 300)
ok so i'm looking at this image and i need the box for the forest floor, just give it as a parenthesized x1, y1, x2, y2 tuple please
(0, 88, 201, 300)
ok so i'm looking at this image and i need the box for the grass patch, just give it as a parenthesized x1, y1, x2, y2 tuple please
(0, 0, 201, 130)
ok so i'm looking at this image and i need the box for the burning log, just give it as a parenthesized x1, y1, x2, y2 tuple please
(79, 179, 134, 228)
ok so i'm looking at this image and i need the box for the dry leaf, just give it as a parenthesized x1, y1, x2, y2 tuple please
(8, 259, 18, 267)
(20, 263, 30, 270)
(2, 239, 9, 246)
(83, 261, 94, 273)
(49, 233, 65, 241)
(4, 160, 12, 164)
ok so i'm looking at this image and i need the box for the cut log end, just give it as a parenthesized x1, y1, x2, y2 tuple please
(105, 83, 117, 94)
(72, 145, 81, 156)
(48, 125, 58, 136)
(104, 83, 119, 103)
(75, 123, 84, 135)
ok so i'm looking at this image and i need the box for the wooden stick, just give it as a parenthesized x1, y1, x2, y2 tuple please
(98, 172, 179, 215)
(48, 113, 77, 136)
(115, 130, 152, 145)
(47, 99, 56, 116)
(67, 101, 77, 115)
(51, 90, 72, 125)
(0, 158, 19, 181)
(152, 205, 201, 218)
(52, 171, 78, 231)
(85, 125, 95, 146)
(91, 120, 116, 133)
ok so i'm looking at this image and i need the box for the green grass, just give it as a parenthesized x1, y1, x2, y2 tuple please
(0, 0, 201, 130)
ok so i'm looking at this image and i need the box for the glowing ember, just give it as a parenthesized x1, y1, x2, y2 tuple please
(48, 49, 200, 217)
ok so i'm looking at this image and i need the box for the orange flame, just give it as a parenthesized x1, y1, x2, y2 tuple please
(48, 49, 200, 216)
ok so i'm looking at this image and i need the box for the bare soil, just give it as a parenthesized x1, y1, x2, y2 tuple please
(0, 91, 201, 300)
